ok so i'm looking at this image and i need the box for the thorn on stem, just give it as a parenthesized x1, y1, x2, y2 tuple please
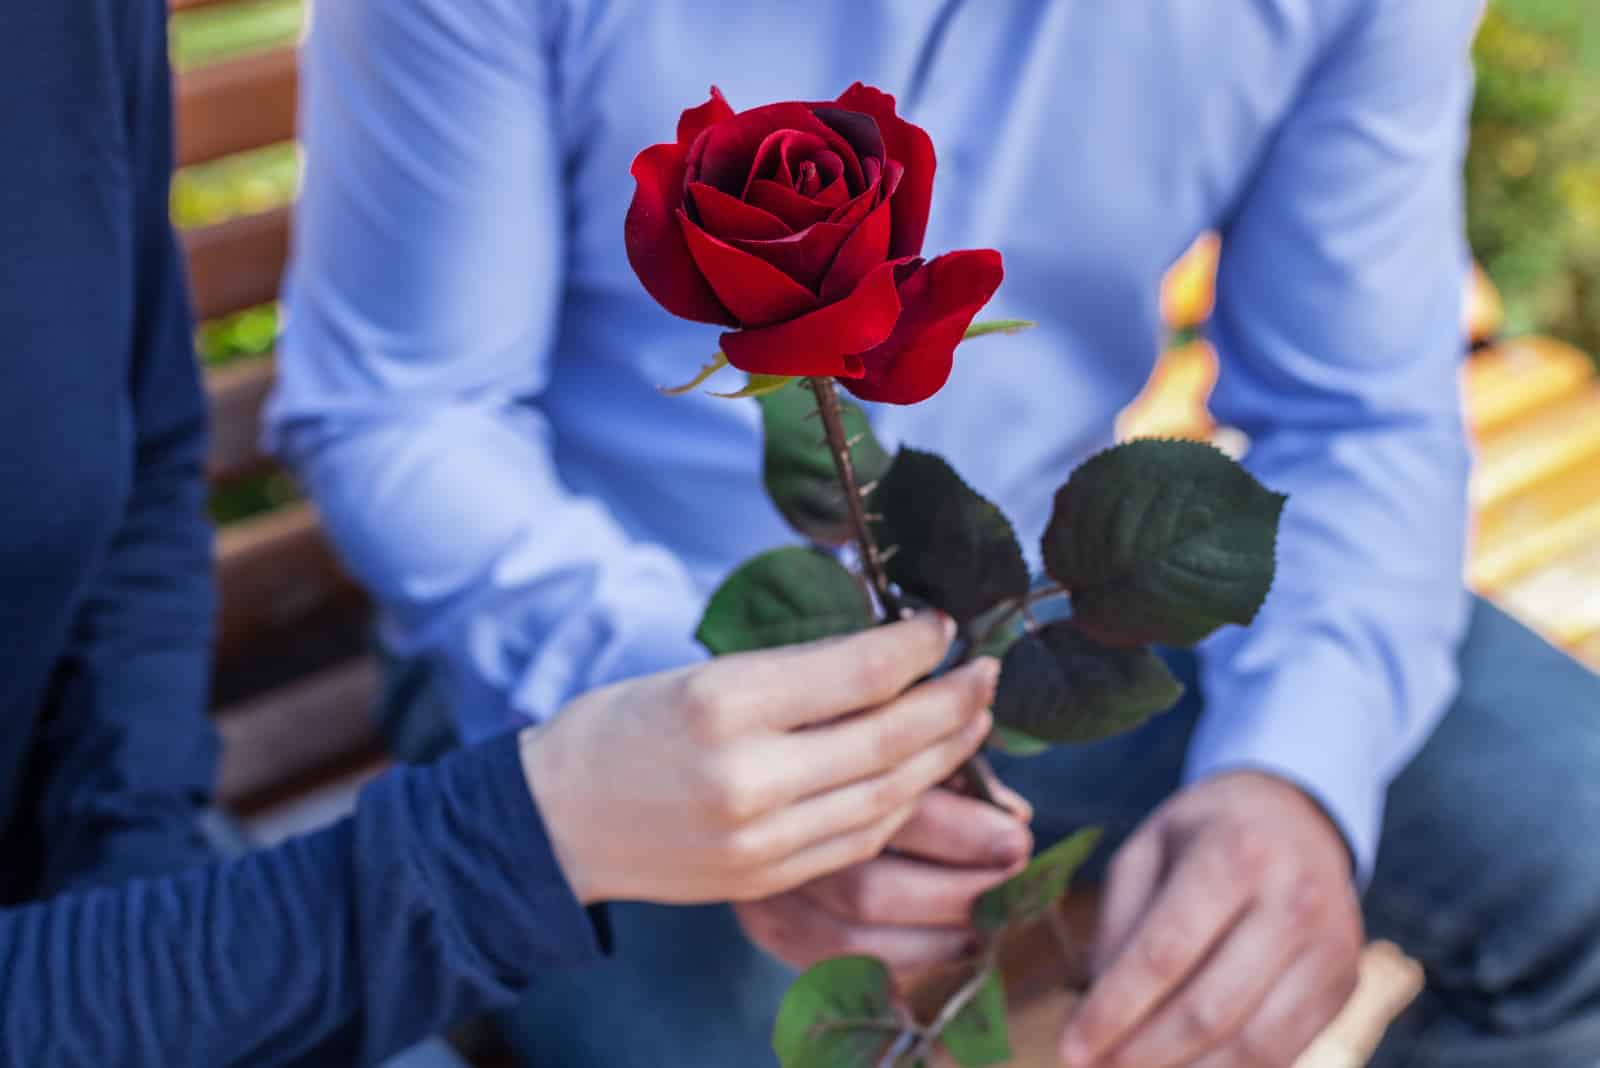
(878, 544, 900, 564)
(857, 480, 880, 497)
(845, 432, 866, 448)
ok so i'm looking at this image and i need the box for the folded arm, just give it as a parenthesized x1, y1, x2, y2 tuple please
(270, 0, 704, 742)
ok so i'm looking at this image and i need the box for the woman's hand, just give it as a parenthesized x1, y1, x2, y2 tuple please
(521, 614, 999, 906)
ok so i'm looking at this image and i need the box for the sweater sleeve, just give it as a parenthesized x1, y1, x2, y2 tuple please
(1, 732, 605, 1068)
(30, 0, 218, 892)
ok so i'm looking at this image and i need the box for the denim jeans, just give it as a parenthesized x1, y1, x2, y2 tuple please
(381, 597, 1600, 1067)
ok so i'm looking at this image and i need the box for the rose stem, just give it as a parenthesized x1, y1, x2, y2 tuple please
(808, 377, 1005, 808)
(907, 950, 1001, 1063)
(808, 377, 903, 619)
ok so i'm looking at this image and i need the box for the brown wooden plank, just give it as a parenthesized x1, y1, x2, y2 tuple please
(176, 47, 298, 168)
(1471, 384, 1600, 513)
(206, 356, 276, 485)
(1496, 538, 1600, 646)
(182, 206, 290, 322)
(215, 501, 364, 665)
(216, 657, 383, 808)
(1465, 336, 1594, 439)
(1574, 630, 1600, 672)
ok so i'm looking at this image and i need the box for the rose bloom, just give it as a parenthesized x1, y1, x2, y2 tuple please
(626, 83, 1002, 405)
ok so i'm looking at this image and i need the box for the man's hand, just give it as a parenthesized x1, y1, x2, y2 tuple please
(735, 783, 1034, 977)
(523, 614, 1000, 907)
(1062, 772, 1363, 1068)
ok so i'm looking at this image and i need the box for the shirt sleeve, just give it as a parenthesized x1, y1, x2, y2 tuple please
(1185, 0, 1484, 883)
(2, 731, 604, 1068)
(267, 0, 706, 742)
(31, 0, 219, 893)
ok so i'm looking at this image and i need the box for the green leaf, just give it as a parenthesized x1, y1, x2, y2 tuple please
(773, 956, 910, 1068)
(872, 449, 1030, 624)
(712, 373, 798, 399)
(987, 724, 1051, 758)
(1042, 439, 1286, 647)
(660, 351, 729, 395)
(759, 382, 892, 546)
(991, 621, 1184, 744)
(974, 827, 1103, 936)
(696, 548, 874, 656)
(940, 971, 1012, 1067)
(963, 319, 1037, 340)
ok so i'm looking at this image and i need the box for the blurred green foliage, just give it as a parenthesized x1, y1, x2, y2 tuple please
(1469, 0, 1600, 355)
(168, 0, 302, 71)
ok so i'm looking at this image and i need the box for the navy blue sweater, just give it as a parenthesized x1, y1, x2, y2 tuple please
(0, 3, 602, 1063)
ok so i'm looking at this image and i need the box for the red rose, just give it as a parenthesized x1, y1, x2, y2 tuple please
(626, 83, 1003, 405)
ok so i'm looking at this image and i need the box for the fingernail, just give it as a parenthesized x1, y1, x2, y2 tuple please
(940, 612, 958, 643)
(989, 828, 1030, 866)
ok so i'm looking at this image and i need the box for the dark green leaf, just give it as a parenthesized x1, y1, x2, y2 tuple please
(991, 621, 1184, 744)
(697, 548, 874, 655)
(760, 382, 892, 546)
(987, 724, 1051, 758)
(965, 600, 1025, 661)
(1042, 439, 1285, 647)
(772, 956, 910, 1068)
(974, 827, 1103, 936)
(940, 971, 1012, 1067)
(872, 449, 1030, 624)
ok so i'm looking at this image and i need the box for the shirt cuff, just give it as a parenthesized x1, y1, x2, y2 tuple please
(424, 730, 610, 973)
(1182, 636, 1390, 886)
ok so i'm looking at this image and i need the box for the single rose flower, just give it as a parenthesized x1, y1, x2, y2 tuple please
(626, 82, 1003, 405)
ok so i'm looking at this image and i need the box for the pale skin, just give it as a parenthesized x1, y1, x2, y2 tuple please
(740, 770, 1363, 1068)
(523, 613, 1003, 906)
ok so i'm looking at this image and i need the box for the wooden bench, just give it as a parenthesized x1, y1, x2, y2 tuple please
(168, 7, 1594, 1062)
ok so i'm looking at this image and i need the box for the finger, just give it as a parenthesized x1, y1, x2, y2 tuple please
(1191, 944, 1359, 1068)
(1064, 834, 1256, 1067)
(763, 658, 999, 805)
(1095, 909, 1302, 1068)
(1091, 829, 1166, 976)
(890, 787, 1033, 869)
(990, 779, 1035, 822)
(799, 854, 1019, 929)
(742, 711, 993, 894)
(734, 893, 975, 974)
(748, 612, 957, 729)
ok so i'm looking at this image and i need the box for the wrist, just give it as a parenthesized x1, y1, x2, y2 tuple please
(518, 723, 602, 905)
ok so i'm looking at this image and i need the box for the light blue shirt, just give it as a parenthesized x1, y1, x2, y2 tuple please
(270, 0, 1482, 881)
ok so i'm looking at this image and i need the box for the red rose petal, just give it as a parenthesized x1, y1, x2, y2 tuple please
(688, 182, 790, 240)
(721, 259, 905, 378)
(827, 174, 883, 230)
(625, 142, 736, 325)
(843, 249, 1004, 405)
(688, 102, 820, 193)
(811, 106, 886, 192)
(679, 210, 820, 327)
(834, 83, 936, 258)
(676, 87, 736, 147)
(747, 179, 838, 230)
(814, 176, 850, 209)
(731, 220, 855, 292)
(819, 195, 892, 302)
(746, 129, 830, 194)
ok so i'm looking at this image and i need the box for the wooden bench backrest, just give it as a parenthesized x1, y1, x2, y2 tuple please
(169, 6, 383, 814)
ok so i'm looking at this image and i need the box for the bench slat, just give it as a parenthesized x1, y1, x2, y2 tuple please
(215, 501, 362, 665)
(216, 657, 383, 809)
(1466, 336, 1595, 439)
(175, 47, 298, 168)
(183, 206, 290, 322)
(1470, 384, 1600, 512)
(206, 356, 276, 485)
(1472, 484, 1600, 592)
(1497, 539, 1600, 646)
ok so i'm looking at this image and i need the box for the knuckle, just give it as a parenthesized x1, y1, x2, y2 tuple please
(679, 672, 730, 742)
(1285, 877, 1328, 924)
(1178, 996, 1230, 1047)
(840, 869, 890, 923)
(1230, 1035, 1279, 1068)
(1217, 823, 1270, 879)
(866, 772, 915, 822)
(705, 762, 767, 826)
(1139, 926, 1193, 982)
